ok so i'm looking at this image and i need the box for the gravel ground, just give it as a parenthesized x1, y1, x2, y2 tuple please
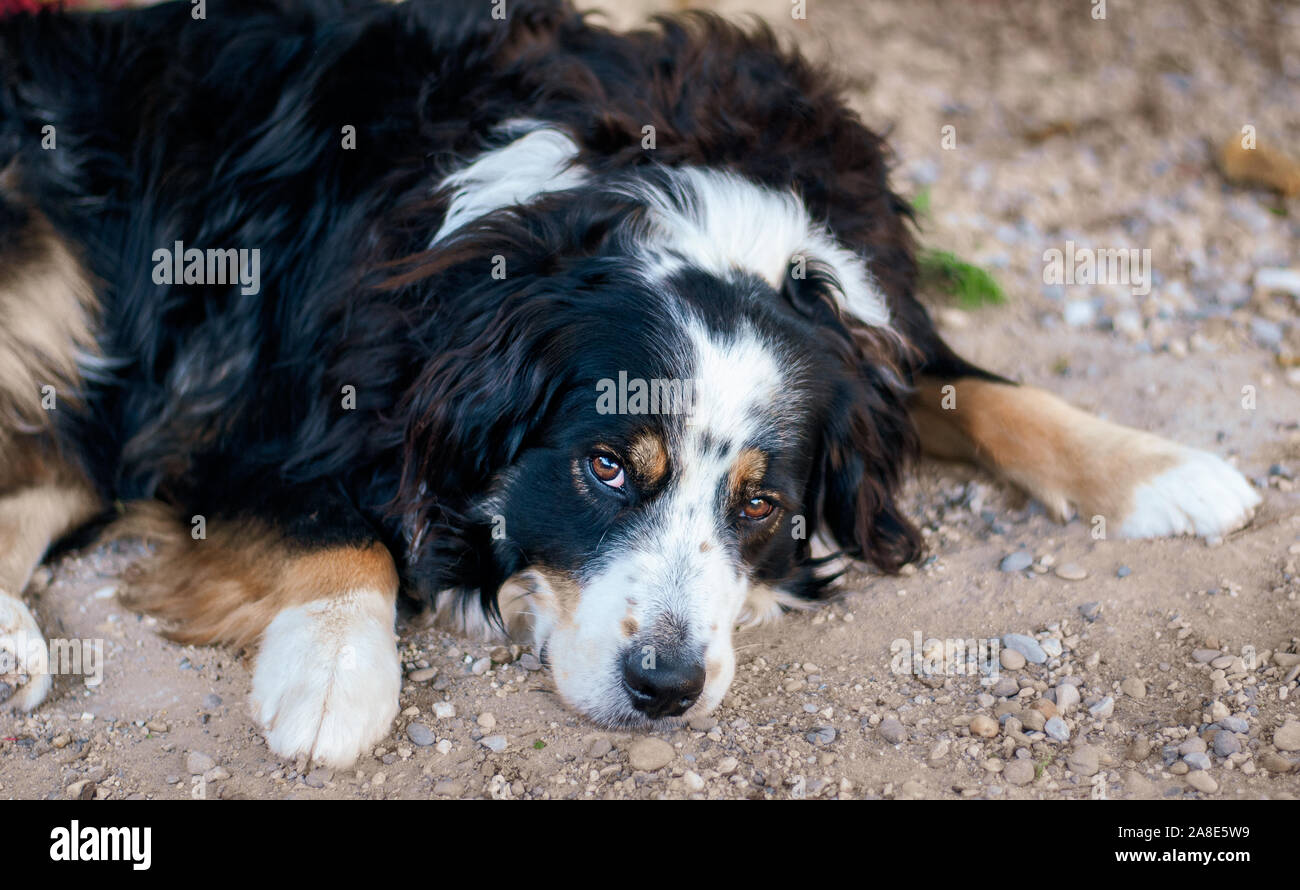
(2, 0, 1299, 800)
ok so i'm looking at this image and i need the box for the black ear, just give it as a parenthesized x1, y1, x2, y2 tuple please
(781, 255, 845, 322)
(817, 352, 923, 573)
(398, 282, 571, 500)
(393, 279, 573, 618)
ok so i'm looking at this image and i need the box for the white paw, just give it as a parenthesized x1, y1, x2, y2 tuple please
(250, 589, 400, 768)
(1119, 448, 1261, 540)
(0, 595, 52, 712)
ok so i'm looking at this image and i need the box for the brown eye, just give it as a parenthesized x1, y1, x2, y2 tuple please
(589, 454, 625, 489)
(741, 497, 774, 520)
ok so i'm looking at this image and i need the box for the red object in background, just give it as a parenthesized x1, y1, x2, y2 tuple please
(0, 0, 66, 17)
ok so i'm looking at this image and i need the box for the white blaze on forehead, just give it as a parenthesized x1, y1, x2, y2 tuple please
(682, 319, 787, 443)
(431, 121, 588, 245)
(636, 323, 787, 639)
(621, 167, 891, 327)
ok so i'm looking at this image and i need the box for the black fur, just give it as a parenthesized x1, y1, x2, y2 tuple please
(0, 0, 979, 617)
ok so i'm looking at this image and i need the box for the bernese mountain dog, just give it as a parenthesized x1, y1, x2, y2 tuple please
(0, 0, 1259, 766)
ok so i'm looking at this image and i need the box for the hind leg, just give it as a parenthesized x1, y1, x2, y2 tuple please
(910, 375, 1260, 540)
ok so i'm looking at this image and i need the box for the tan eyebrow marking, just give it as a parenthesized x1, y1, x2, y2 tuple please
(628, 431, 669, 485)
(728, 447, 768, 502)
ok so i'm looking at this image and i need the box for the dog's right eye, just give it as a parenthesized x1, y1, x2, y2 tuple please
(589, 454, 626, 489)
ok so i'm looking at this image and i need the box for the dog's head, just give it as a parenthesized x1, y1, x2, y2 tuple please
(395, 165, 919, 727)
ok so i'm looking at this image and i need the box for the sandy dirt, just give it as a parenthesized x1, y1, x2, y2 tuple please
(2, 0, 1299, 800)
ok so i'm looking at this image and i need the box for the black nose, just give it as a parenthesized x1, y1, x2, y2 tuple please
(621, 647, 706, 719)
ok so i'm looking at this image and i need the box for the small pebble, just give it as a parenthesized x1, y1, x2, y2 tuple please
(1220, 715, 1249, 733)
(186, 752, 216, 775)
(1000, 649, 1026, 671)
(1054, 563, 1087, 581)
(1054, 683, 1080, 714)
(992, 677, 1019, 697)
(1068, 745, 1100, 777)
(877, 718, 907, 745)
(1120, 677, 1146, 699)
(1001, 634, 1047, 664)
(1261, 752, 1296, 773)
(1126, 737, 1151, 761)
(1088, 696, 1115, 719)
(1003, 758, 1035, 786)
(1212, 730, 1240, 757)
(628, 738, 675, 771)
(1030, 699, 1059, 720)
(407, 723, 435, 747)
(1273, 722, 1300, 752)
(999, 550, 1033, 573)
(806, 726, 837, 746)
(1021, 709, 1047, 732)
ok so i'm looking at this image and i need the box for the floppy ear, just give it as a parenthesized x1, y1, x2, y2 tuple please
(398, 281, 572, 500)
(817, 348, 923, 573)
(392, 207, 635, 502)
(392, 278, 576, 618)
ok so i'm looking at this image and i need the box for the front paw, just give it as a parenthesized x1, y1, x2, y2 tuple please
(0, 594, 52, 712)
(250, 589, 400, 768)
(1119, 447, 1261, 540)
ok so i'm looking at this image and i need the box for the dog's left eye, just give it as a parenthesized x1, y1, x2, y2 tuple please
(589, 454, 626, 489)
(741, 497, 774, 520)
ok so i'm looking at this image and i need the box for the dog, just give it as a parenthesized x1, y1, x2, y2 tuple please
(0, 0, 1260, 766)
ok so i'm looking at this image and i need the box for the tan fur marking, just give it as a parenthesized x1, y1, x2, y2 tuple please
(911, 378, 1180, 523)
(727, 447, 768, 502)
(115, 504, 398, 648)
(532, 566, 582, 614)
(628, 432, 668, 486)
(0, 186, 99, 437)
(0, 479, 99, 596)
